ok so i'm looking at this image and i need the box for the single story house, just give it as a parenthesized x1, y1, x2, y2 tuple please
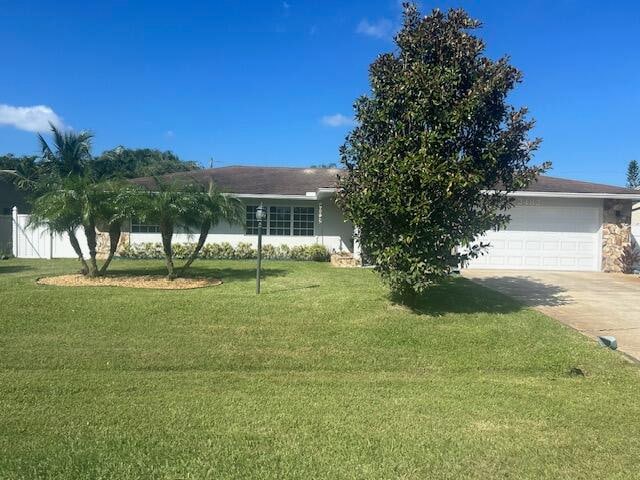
(130, 166, 640, 273)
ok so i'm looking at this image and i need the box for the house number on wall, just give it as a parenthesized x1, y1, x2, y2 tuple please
(515, 198, 543, 207)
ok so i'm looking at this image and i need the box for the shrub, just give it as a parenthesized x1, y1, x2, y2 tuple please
(120, 242, 164, 259)
(235, 242, 256, 259)
(172, 243, 196, 259)
(119, 242, 330, 262)
(306, 244, 331, 262)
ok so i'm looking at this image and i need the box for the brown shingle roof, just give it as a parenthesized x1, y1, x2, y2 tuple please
(521, 175, 634, 195)
(131, 166, 637, 196)
(132, 166, 342, 195)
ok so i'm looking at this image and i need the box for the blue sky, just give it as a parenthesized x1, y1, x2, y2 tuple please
(0, 0, 638, 185)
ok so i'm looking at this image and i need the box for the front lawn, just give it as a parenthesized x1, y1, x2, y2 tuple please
(1, 259, 639, 479)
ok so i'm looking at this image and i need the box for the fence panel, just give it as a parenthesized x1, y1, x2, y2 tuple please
(11, 209, 88, 259)
(52, 229, 88, 258)
(14, 213, 51, 258)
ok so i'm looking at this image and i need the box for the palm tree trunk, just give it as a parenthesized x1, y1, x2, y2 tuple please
(160, 222, 175, 280)
(68, 228, 89, 275)
(99, 222, 122, 275)
(182, 220, 211, 272)
(83, 223, 99, 278)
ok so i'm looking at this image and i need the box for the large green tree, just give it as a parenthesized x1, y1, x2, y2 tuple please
(94, 147, 200, 180)
(338, 4, 546, 295)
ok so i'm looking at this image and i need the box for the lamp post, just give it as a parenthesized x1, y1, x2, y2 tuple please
(255, 203, 266, 294)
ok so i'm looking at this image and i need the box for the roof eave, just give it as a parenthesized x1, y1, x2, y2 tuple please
(311, 187, 640, 200)
(231, 193, 318, 200)
(490, 190, 640, 200)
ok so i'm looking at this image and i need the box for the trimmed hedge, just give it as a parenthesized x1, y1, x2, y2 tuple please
(119, 242, 331, 262)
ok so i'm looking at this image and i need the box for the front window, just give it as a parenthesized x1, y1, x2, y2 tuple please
(245, 205, 315, 236)
(245, 206, 266, 235)
(269, 206, 291, 236)
(131, 218, 160, 233)
(293, 207, 314, 236)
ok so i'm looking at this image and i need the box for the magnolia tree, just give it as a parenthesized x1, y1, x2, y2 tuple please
(338, 4, 547, 295)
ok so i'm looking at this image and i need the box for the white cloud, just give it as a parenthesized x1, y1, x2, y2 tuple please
(356, 18, 393, 39)
(0, 104, 66, 132)
(165, 130, 175, 139)
(321, 113, 357, 128)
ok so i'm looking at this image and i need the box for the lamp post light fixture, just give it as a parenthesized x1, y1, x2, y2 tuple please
(255, 203, 266, 294)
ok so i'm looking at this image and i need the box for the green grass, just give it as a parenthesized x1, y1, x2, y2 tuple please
(1, 258, 640, 479)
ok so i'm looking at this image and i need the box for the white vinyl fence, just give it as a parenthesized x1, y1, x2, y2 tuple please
(11, 207, 88, 259)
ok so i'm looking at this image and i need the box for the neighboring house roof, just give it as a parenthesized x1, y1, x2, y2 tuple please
(132, 166, 640, 199)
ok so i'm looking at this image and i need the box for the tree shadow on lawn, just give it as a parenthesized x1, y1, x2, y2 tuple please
(0, 264, 34, 274)
(260, 284, 321, 295)
(110, 264, 289, 283)
(468, 276, 573, 308)
(392, 276, 571, 316)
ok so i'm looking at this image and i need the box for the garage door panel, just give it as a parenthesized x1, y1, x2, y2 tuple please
(466, 203, 601, 271)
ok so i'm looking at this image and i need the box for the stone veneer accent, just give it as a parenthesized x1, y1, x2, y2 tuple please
(96, 231, 130, 260)
(330, 252, 361, 268)
(601, 199, 632, 272)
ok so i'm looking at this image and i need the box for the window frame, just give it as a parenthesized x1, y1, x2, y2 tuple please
(245, 205, 267, 235)
(293, 206, 315, 236)
(131, 218, 161, 234)
(244, 204, 315, 237)
(268, 206, 292, 236)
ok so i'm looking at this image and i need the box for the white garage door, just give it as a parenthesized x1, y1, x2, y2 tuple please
(466, 202, 601, 271)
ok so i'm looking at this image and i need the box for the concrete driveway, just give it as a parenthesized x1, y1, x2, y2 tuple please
(462, 270, 640, 361)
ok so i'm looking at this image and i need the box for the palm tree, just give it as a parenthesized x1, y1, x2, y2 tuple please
(95, 181, 140, 275)
(38, 124, 108, 276)
(134, 179, 200, 279)
(29, 176, 89, 274)
(181, 182, 245, 271)
(33, 124, 103, 276)
(38, 124, 93, 178)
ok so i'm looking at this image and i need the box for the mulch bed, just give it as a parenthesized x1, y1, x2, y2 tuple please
(36, 274, 223, 290)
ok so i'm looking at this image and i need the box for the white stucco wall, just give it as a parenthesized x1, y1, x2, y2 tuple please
(128, 196, 356, 253)
(632, 202, 640, 226)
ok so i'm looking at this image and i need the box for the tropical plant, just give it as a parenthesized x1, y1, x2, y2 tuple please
(94, 181, 141, 274)
(134, 179, 201, 279)
(34, 125, 108, 276)
(38, 124, 93, 178)
(181, 182, 245, 271)
(0, 155, 39, 191)
(29, 176, 88, 274)
(21, 124, 137, 277)
(337, 4, 546, 295)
